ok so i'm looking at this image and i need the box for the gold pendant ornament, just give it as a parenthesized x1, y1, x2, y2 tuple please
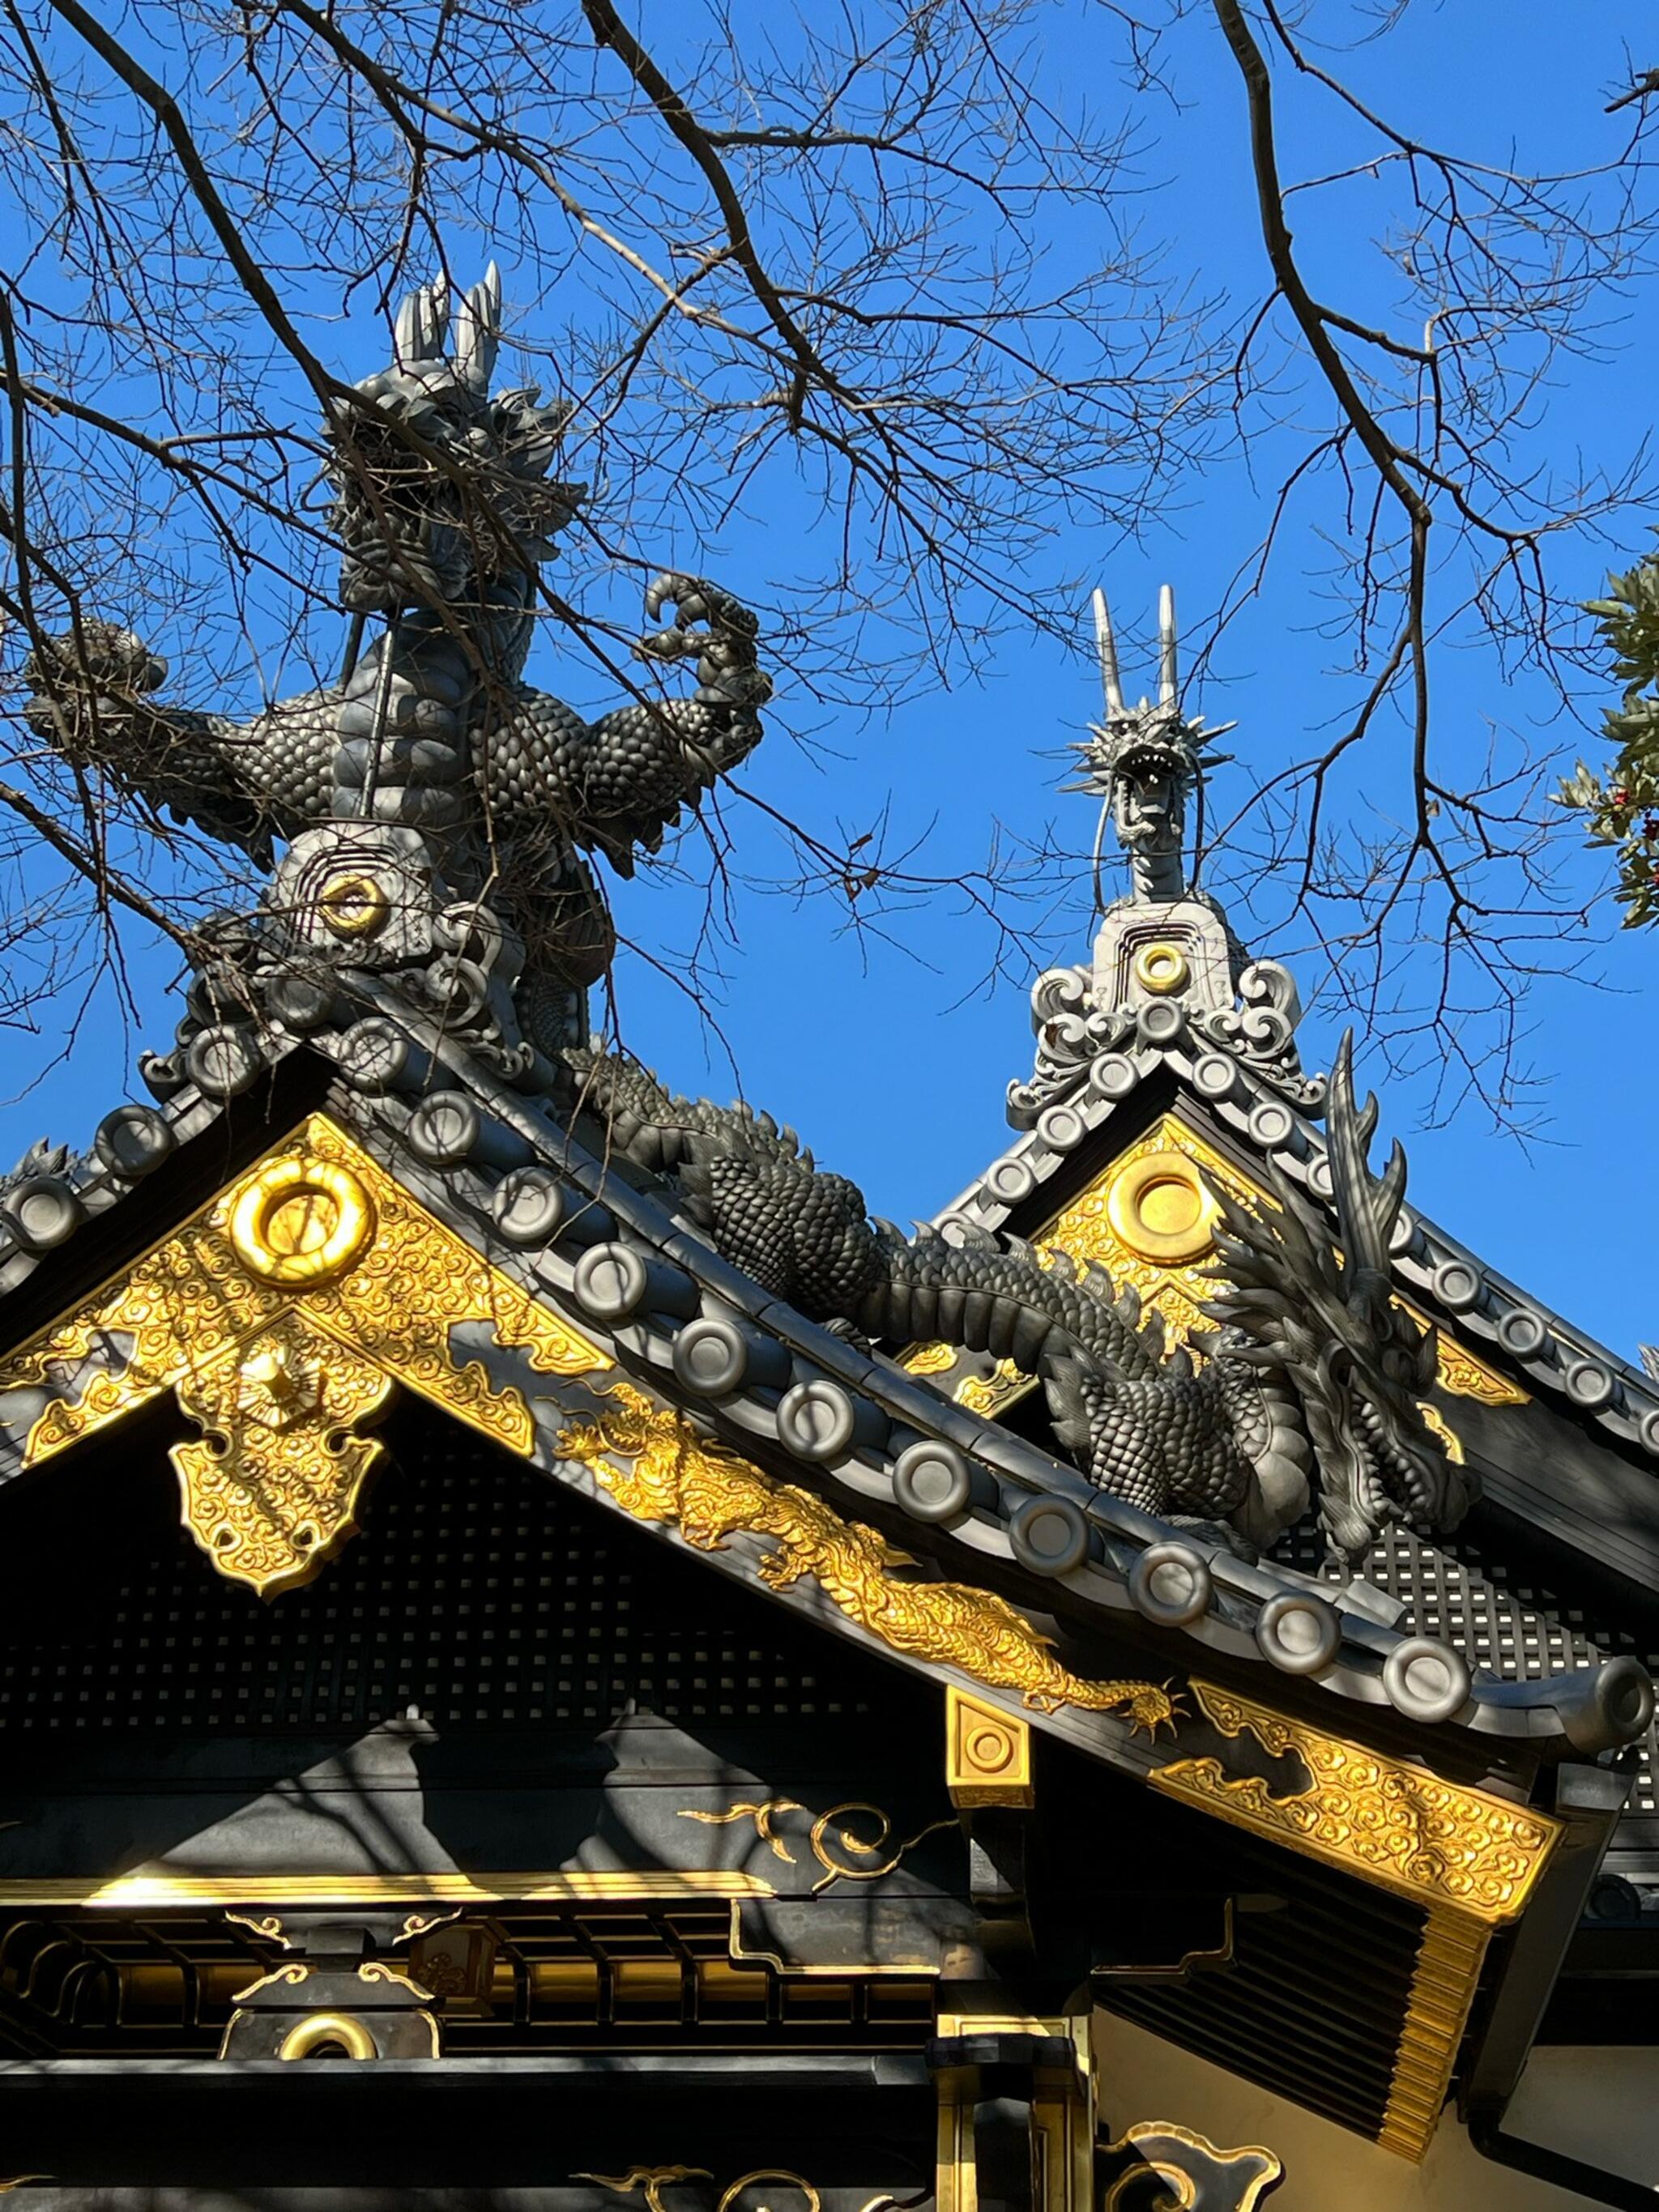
(170, 1310, 394, 1597)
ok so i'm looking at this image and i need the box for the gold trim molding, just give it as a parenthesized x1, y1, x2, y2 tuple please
(1151, 1681, 1559, 1925)
(936, 2010, 1094, 2212)
(0, 1115, 608, 1593)
(0, 1869, 774, 1909)
(1378, 1907, 1490, 2162)
(1099, 2122, 1283, 2210)
(557, 1379, 1176, 1731)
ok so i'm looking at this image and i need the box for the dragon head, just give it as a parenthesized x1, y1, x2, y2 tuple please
(1202, 1033, 1478, 1565)
(325, 266, 586, 617)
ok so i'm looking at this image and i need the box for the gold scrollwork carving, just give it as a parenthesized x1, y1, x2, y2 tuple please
(582, 2172, 716, 2212)
(1427, 1332, 1529, 1409)
(899, 1340, 958, 1379)
(680, 1799, 953, 1894)
(1098, 2122, 1283, 2210)
(0, 1115, 608, 1593)
(171, 1309, 394, 1596)
(557, 1379, 1176, 1732)
(586, 2170, 841, 2212)
(1151, 1681, 1559, 1925)
(290, 1118, 609, 1454)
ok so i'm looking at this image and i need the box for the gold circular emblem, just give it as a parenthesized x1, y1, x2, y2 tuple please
(228, 1157, 374, 1287)
(966, 1723, 1014, 1775)
(317, 872, 391, 939)
(1132, 940, 1190, 996)
(1105, 1149, 1216, 1265)
(278, 2010, 377, 2061)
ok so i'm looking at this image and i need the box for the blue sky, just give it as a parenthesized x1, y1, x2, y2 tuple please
(5, 1, 1659, 1358)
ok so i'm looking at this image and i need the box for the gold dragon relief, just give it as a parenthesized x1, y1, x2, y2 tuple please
(555, 1378, 1177, 1733)
(0, 1115, 609, 1596)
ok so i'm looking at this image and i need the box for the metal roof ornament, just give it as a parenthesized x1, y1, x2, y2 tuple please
(1009, 581, 1323, 1127)
(1073, 585, 1235, 911)
(20, 269, 773, 1084)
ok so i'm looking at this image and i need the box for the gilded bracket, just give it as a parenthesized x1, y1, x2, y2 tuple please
(947, 1685, 1034, 1809)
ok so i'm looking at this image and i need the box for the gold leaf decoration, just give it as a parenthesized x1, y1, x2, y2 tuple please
(556, 1379, 1176, 1731)
(0, 1115, 608, 1592)
(1427, 1332, 1529, 1409)
(680, 1799, 953, 1893)
(1151, 1681, 1558, 1925)
(170, 1308, 394, 1597)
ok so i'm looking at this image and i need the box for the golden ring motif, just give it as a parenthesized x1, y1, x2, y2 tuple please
(1104, 1149, 1216, 1266)
(228, 1156, 375, 1288)
(277, 2010, 377, 2060)
(1132, 940, 1190, 995)
(317, 872, 391, 939)
(966, 1724, 1014, 1774)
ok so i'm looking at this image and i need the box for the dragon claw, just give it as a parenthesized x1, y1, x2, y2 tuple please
(1124, 1681, 1184, 1742)
(636, 573, 762, 668)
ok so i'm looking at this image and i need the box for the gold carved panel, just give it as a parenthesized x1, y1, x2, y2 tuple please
(1151, 1681, 1558, 1925)
(1150, 1681, 1562, 2164)
(0, 1115, 608, 1594)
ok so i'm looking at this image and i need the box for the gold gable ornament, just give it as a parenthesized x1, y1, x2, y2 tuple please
(904, 1112, 1529, 1424)
(0, 1115, 608, 1597)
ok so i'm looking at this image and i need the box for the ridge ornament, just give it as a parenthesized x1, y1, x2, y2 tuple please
(568, 1032, 1475, 1565)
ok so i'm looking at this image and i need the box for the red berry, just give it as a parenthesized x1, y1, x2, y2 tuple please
(1614, 786, 1631, 806)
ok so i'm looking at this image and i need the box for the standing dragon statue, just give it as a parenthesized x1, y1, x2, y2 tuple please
(22, 266, 770, 1060)
(566, 1031, 1474, 1566)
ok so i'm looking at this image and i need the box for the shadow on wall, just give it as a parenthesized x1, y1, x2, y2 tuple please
(1093, 2011, 1659, 2211)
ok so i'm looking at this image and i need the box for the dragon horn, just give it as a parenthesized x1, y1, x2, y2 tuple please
(454, 262, 502, 392)
(1092, 587, 1125, 715)
(393, 275, 449, 366)
(1326, 1030, 1397, 1289)
(1158, 582, 1178, 709)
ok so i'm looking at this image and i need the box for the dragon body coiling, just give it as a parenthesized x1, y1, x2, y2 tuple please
(569, 1041, 1475, 1563)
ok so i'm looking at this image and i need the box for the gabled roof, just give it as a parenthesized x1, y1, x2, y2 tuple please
(0, 987, 1642, 1772)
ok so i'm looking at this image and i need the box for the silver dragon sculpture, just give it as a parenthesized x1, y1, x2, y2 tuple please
(23, 267, 770, 1061)
(569, 1033, 1475, 1564)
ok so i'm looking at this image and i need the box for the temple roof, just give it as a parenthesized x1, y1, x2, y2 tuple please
(0, 982, 1644, 1770)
